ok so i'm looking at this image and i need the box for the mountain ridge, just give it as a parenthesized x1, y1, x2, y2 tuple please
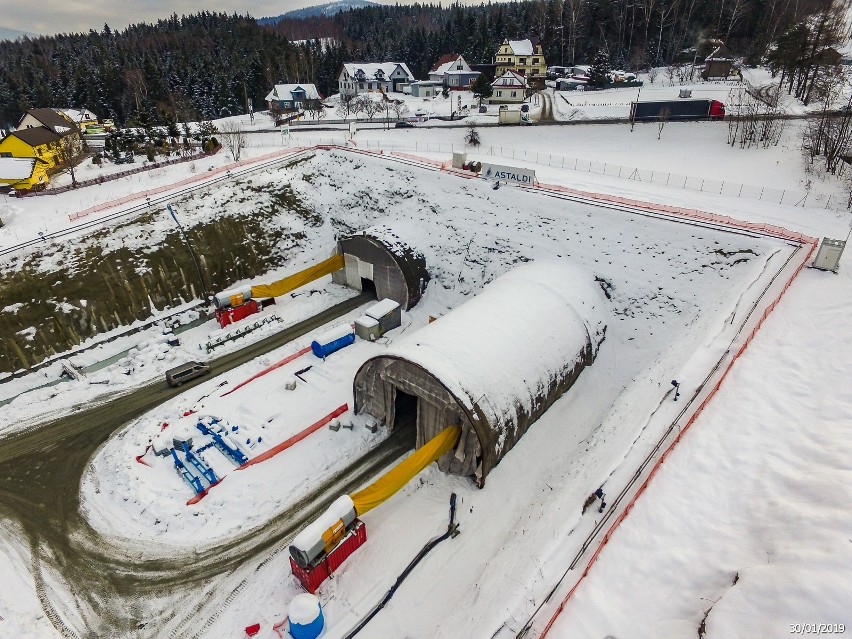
(258, 0, 378, 25)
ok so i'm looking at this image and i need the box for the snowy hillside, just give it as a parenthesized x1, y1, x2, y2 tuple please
(0, 118, 849, 639)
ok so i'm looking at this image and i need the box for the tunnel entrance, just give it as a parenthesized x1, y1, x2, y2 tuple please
(360, 277, 376, 298)
(393, 389, 418, 448)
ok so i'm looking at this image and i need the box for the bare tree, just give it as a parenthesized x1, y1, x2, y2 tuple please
(335, 92, 357, 121)
(390, 100, 410, 121)
(361, 96, 383, 120)
(305, 99, 326, 120)
(55, 134, 87, 187)
(218, 121, 245, 161)
(657, 107, 671, 139)
(648, 65, 659, 84)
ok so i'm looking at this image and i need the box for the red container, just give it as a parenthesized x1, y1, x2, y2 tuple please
(290, 519, 367, 593)
(215, 299, 260, 328)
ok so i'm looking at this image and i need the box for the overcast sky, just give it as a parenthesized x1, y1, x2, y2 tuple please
(3, 0, 374, 36)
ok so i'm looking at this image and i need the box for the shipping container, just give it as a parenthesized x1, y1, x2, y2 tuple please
(290, 520, 367, 593)
(630, 99, 725, 121)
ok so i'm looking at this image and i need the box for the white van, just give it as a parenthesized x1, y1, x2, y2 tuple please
(165, 361, 210, 387)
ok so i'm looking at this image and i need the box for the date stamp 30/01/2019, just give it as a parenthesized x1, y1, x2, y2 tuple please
(790, 624, 846, 635)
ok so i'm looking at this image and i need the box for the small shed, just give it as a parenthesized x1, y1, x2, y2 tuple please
(702, 45, 735, 80)
(365, 299, 401, 334)
(332, 227, 429, 311)
(353, 261, 607, 486)
(410, 81, 443, 98)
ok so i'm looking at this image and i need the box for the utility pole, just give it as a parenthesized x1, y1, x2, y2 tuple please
(167, 204, 212, 306)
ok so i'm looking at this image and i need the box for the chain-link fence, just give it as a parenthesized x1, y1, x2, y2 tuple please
(246, 135, 841, 210)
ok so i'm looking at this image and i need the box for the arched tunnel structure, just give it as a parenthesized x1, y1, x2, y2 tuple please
(332, 226, 429, 311)
(353, 261, 607, 486)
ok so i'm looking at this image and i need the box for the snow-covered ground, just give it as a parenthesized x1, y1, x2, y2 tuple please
(1, 112, 850, 639)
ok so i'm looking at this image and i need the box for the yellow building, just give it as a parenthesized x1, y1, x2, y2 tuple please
(0, 127, 63, 169)
(0, 156, 49, 191)
(495, 39, 546, 87)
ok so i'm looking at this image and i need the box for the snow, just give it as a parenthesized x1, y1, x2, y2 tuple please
(364, 298, 398, 319)
(508, 40, 535, 56)
(342, 62, 414, 81)
(548, 264, 852, 639)
(379, 261, 605, 432)
(0, 156, 36, 179)
(292, 495, 355, 552)
(314, 323, 355, 345)
(289, 593, 322, 624)
(0, 93, 850, 639)
(266, 83, 321, 102)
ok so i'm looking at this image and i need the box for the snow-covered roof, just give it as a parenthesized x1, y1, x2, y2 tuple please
(379, 260, 606, 445)
(0, 156, 36, 179)
(313, 323, 354, 345)
(492, 70, 527, 88)
(265, 83, 321, 102)
(343, 62, 415, 81)
(60, 108, 97, 122)
(366, 298, 400, 319)
(430, 53, 462, 75)
(508, 39, 534, 56)
(292, 495, 354, 551)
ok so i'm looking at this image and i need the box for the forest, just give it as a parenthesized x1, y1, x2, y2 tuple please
(0, 0, 846, 128)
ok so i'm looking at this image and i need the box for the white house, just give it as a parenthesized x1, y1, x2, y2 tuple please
(338, 63, 416, 95)
(428, 53, 480, 89)
(265, 83, 322, 110)
(488, 70, 528, 104)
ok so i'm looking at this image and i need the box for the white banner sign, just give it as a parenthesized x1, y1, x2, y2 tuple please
(480, 162, 536, 185)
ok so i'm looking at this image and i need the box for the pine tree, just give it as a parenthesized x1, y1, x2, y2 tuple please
(588, 48, 610, 88)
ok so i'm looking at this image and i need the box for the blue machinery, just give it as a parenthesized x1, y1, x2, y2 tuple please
(170, 420, 249, 495)
(196, 419, 248, 466)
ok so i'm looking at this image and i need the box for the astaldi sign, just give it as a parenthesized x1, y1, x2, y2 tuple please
(481, 162, 536, 185)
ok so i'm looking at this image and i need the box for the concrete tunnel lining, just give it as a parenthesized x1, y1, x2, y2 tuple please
(353, 261, 608, 485)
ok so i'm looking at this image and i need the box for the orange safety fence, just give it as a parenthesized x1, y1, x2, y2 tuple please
(185, 404, 348, 505)
(237, 404, 348, 469)
(533, 181, 819, 245)
(220, 345, 312, 397)
(536, 237, 818, 639)
(67, 147, 312, 222)
(390, 151, 447, 168)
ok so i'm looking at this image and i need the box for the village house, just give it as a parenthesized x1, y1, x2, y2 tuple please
(495, 39, 546, 89)
(428, 53, 480, 90)
(488, 70, 528, 104)
(0, 108, 83, 187)
(0, 126, 64, 170)
(16, 108, 80, 138)
(338, 63, 415, 95)
(0, 156, 49, 191)
(264, 83, 322, 110)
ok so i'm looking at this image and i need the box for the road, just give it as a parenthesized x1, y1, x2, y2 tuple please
(0, 291, 419, 638)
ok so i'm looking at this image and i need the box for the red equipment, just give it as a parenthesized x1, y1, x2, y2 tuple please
(215, 299, 260, 328)
(290, 520, 367, 593)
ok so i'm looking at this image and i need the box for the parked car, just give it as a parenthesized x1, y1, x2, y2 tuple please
(165, 361, 210, 387)
(395, 121, 415, 128)
(414, 109, 428, 116)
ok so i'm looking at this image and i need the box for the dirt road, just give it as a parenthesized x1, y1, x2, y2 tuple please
(0, 292, 418, 638)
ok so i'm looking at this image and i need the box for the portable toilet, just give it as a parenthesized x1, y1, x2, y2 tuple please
(311, 325, 356, 359)
(288, 593, 324, 639)
(365, 299, 401, 336)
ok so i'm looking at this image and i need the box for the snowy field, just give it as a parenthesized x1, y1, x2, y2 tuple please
(0, 117, 850, 639)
